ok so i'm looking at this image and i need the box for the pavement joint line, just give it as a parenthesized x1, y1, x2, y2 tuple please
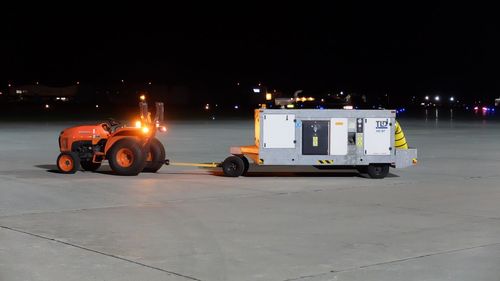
(0, 225, 203, 281)
(282, 241, 500, 281)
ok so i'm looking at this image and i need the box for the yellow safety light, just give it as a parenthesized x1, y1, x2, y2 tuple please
(265, 93, 272, 101)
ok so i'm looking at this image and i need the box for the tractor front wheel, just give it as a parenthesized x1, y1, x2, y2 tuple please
(108, 139, 146, 176)
(57, 152, 80, 174)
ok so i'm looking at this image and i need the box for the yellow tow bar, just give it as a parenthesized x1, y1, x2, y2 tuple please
(165, 160, 220, 168)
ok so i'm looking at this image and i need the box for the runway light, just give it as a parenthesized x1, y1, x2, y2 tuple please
(253, 88, 261, 93)
(135, 121, 142, 128)
(142, 127, 150, 134)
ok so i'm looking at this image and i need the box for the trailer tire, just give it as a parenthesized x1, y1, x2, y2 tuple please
(108, 139, 146, 176)
(238, 155, 250, 176)
(357, 166, 368, 174)
(222, 156, 245, 177)
(57, 152, 80, 174)
(81, 161, 101, 171)
(367, 164, 390, 179)
(143, 138, 166, 173)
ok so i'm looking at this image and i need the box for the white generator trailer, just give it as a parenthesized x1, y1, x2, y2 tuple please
(223, 109, 417, 179)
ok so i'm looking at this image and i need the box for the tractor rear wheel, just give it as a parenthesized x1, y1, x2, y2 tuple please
(143, 138, 166, 173)
(57, 152, 80, 174)
(108, 139, 146, 176)
(81, 161, 101, 171)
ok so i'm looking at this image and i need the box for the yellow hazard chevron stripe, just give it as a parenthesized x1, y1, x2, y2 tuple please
(317, 160, 334, 164)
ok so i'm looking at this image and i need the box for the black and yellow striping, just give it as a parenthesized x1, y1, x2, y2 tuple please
(317, 160, 334, 164)
(395, 121, 408, 149)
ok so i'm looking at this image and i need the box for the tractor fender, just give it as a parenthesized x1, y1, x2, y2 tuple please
(104, 136, 142, 155)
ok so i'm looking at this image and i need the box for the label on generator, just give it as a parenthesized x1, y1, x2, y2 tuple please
(312, 135, 319, 147)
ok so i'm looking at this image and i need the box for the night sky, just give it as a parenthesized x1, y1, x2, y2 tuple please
(1, 4, 499, 99)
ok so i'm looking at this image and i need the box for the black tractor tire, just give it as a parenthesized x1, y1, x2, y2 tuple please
(143, 138, 166, 173)
(367, 164, 390, 179)
(108, 138, 146, 176)
(81, 161, 101, 171)
(57, 152, 80, 174)
(222, 155, 245, 177)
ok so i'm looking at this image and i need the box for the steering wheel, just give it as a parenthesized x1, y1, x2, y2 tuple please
(104, 118, 122, 133)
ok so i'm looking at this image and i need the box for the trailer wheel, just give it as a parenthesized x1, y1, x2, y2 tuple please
(222, 156, 245, 177)
(143, 138, 166, 173)
(367, 164, 390, 179)
(81, 161, 101, 171)
(356, 166, 368, 174)
(57, 152, 80, 174)
(238, 155, 250, 176)
(108, 139, 146, 176)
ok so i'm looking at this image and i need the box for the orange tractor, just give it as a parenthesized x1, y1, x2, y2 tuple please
(56, 96, 167, 175)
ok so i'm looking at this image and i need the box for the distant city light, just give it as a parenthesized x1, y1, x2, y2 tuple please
(340, 91, 344, 95)
(450, 97, 454, 101)
(76, 81, 80, 85)
(435, 96, 440, 101)
(236, 82, 240, 86)
(253, 88, 261, 93)
(45, 104, 50, 109)
(36, 81, 39, 85)
(0, 91, 3, 95)
(425, 96, 429, 100)
(148, 81, 152, 85)
(205, 104, 210, 110)
(60, 97, 67, 101)
(95, 104, 99, 108)
(258, 83, 261, 86)
(121, 79, 124, 83)
(234, 105, 239, 109)
(8, 84, 11, 87)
